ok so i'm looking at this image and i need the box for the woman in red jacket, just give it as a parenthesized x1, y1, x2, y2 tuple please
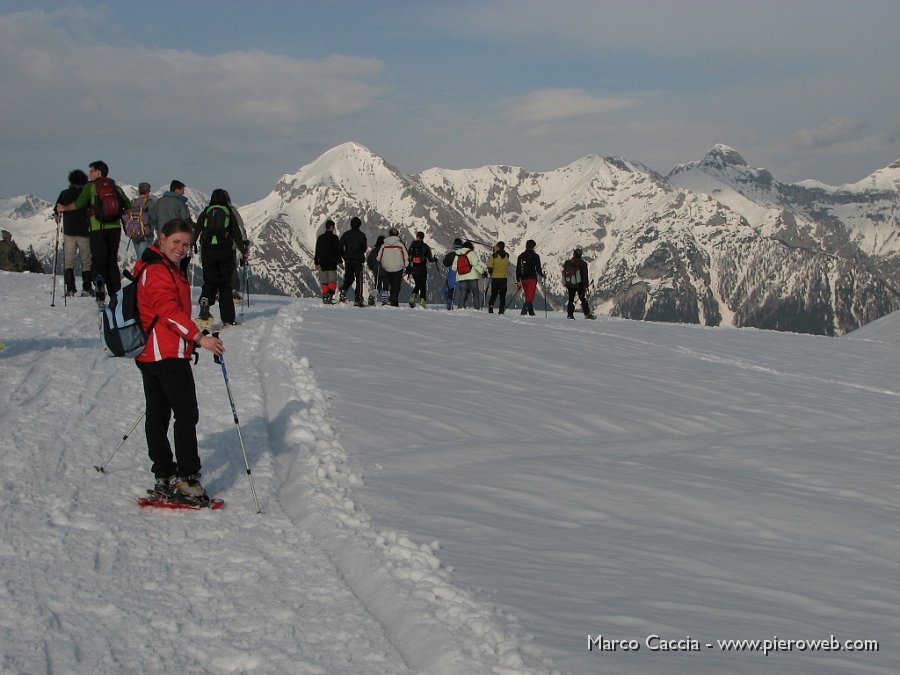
(134, 219, 224, 500)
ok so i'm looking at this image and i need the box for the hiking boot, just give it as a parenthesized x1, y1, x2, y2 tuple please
(567, 314, 575, 320)
(153, 475, 176, 496)
(198, 297, 211, 321)
(338, 292, 346, 303)
(488, 305, 494, 313)
(173, 474, 206, 499)
(409, 292, 417, 308)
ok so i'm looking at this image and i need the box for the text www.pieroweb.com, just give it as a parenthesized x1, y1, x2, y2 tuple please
(588, 634, 880, 656)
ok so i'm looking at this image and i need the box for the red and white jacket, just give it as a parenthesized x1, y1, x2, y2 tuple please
(134, 246, 201, 363)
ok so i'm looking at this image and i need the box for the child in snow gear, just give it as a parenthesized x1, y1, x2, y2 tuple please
(515, 239, 545, 316)
(407, 231, 435, 307)
(55, 161, 131, 296)
(134, 219, 225, 502)
(193, 189, 248, 326)
(339, 216, 367, 306)
(564, 248, 595, 319)
(487, 241, 509, 314)
(314, 219, 341, 303)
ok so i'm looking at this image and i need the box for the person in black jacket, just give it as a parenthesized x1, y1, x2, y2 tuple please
(564, 248, 595, 319)
(366, 234, 388, 304)
(53, 169, 93, 296)
(339, 216, 367, 306)
(407, 231, 435, 307)
(314, 219, 341, 303)
(515, 239, 545, 316)
(193, 188, 248, 325)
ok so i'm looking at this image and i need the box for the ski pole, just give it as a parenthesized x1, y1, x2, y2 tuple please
(213, 335, 261, 513)
(245, 262, 251, 308)
(50, 215, 61, 307)
(540, 275, 548, 317)
(94, 409, 146, 473)
(505, 284, 522, 311)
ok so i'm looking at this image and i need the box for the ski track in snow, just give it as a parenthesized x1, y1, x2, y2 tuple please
(0, 271, 551, 675)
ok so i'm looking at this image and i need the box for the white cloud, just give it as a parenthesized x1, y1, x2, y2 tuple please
(0, 9, 385, 143)
(506, 88, 643, 127)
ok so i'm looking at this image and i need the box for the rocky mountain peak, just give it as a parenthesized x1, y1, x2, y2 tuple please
(701, 144, 748, 169)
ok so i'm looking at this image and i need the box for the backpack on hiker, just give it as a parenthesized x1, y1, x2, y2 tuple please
(93, 177, 125, 224)
(562, 258, 582, 288)
(101, 276, 159, 358)
(122, 196, 152, 239)
(198, 204, 233, 248)
(409, 240, 428, 266)
(455, 252, 472, 275)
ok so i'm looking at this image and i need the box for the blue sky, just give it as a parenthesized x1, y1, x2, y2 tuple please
(2, 0, 899, 204)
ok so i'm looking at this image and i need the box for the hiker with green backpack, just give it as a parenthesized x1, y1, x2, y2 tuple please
(193, 189, 248, 326)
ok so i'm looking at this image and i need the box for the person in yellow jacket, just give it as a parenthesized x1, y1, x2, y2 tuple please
(55, 160, 131, 300)
(487, 241, 510, 314)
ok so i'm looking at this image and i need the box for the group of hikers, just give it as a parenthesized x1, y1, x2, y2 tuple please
(314, 220, 596, 319)
(53, 161, 245, 504)
(50, 161, 596, 504)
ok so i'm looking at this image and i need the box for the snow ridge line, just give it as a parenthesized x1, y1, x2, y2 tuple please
(257, 307, 552, 675)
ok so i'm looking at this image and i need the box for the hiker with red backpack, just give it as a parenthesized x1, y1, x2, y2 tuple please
(454, 240, 486, 309)
(55, 161, 131, 300)
(122, 182, 157, 262)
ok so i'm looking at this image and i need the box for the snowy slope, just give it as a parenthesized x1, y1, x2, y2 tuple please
(1, 270, 898, 674)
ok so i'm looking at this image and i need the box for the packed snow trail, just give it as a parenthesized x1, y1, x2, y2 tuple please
(0, 271, 550, 674)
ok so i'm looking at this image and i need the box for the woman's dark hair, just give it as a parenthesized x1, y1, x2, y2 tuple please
(160, 218, 193, 237)
(209, 188, 231, 206)
(68, 169, 88, 186)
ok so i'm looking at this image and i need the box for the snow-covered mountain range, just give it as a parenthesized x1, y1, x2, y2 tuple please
(3, 143, 898, 335)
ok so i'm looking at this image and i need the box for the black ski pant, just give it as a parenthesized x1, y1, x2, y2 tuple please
(137, 358, 201, 479)
(342, 261, 364, 303)
(89, 227, 122, 294)
(567, 286, 591, 317)
(410, 268, 427, 300)
(384, 270, 403, 306)
(489, 278, 508, 313)
(200, 247, 237, 323)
